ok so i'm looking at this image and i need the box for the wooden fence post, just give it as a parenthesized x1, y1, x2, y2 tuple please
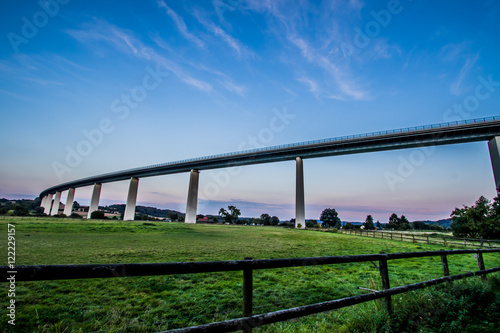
(243, 257, 253, 332)
(378, 253, 392, 313)
(476, 252, 486, 281)
(440, 251, 449, 277)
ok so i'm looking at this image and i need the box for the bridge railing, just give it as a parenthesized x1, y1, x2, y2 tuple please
(40, 115, 500, 195)
(112, 116, 500, 173)
(4, 248, 500, 332)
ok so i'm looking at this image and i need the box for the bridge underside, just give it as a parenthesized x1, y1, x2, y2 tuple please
(39, 117, 500, 226)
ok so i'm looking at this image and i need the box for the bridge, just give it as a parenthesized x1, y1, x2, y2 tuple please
(40, 116, 500, 227)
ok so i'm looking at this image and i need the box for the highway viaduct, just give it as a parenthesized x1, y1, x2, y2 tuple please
(39, 116, 500, 228)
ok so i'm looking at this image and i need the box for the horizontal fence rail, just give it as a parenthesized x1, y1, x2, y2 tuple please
(339, 229, 500, 248)
(3, 249, 500, 332)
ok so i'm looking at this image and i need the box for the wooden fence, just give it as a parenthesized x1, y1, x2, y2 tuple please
(339, 229, 500, 248)
(3, 249, 500, 332)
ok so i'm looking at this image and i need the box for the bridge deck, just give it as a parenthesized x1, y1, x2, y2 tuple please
(40, 116, 500, 197)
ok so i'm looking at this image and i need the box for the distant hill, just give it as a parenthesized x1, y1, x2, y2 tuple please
(107, 204, 184, 218)
(340, 219, 452, 228)
(341, 221, 363, 226)
(416, 219, 453, 228)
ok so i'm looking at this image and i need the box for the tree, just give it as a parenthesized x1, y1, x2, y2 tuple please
(168, 212, 178, 221)
(320, 208, 341, 228)
(376, 221, 381, 229)
(271, 216, 280, 226)
(236, 218, 247, 225)
(306, 219, 319, 228)
(260, 213, 272, 225)
(33, 206, 45, 216)
(248, 217, 260, 225)
(73, 201, 81, 209)
(487, 197, 500, 238)
(363, 215, 375, 230)
(451, 196, 500, 239)
(219, 205, 241, 224)
(387, 213, 399, 229)
(399, 215, 411, 230)
(343, 222, 356, 230)
(387, 213, 411, 230)
(413, 221, 427, 230)
(13, 204, 29, 216)
(90, 210, 106, 219)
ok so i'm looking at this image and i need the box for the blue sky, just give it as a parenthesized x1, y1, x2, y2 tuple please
(1, 0, 500, 222)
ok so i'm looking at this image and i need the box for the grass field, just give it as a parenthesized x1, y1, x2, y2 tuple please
(1, 217, 499, 332)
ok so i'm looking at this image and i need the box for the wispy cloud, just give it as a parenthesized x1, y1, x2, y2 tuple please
(148, 32, 173, 52)
(66, 19, 213, 92)
(184, 61, 247, 96)
(245, 2, 368, 101)
(192, 10, 254, 59)
(296, 76, 344, 100)
(0, 88, 29, 100)
(297, 77, 319, 95)
(371, 39, 401, 60)
(217, 77, 246, 96)
(21, 77, 63, 86)
(450, 53, 479, 96)
(289, 35, 368, 100)
(211, 25, 242, 56)
(157, 0, 206, 49)
(439, 41, 473, 62)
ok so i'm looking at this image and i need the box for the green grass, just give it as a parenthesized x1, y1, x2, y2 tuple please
(1, 217, 499, 332)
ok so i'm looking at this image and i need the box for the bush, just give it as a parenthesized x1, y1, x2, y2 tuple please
(344, 276, 500, 332)
(90, 210, 106, 219)
(70, 213, 83, 219)
(343, 222, 356, 230)
(306, 220, 319, 228)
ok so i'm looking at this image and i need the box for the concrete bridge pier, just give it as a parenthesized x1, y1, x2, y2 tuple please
(185, 170, 200, 224)
(43, 194, 53, 214)
(124, 177, 139, 221)
(87, 183, 102, 219)
(50, 191, 62, 215)
(63, 188, 76, 216)
(488, 137, 500, 195)
(40, 195, 46, 213)
(295, 157, 305, 229)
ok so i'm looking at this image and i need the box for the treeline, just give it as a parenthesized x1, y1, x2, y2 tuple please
(317, 196, 500, 240)
(216, 206, 294, 227)
(106, 204, 184, 219)
(0, 198, 44, 216)
(450, 196, 500, 239)
(316, 209, 447, 231)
